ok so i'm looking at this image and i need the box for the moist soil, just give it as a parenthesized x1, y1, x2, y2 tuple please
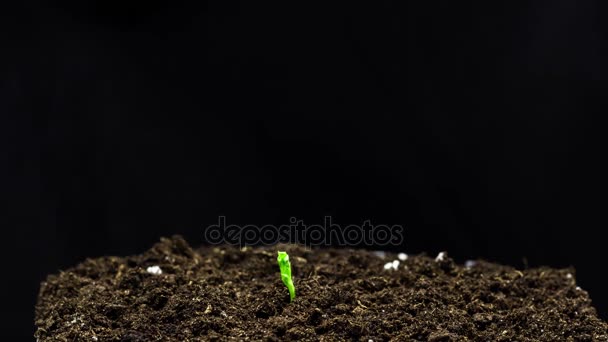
(35, 236, 608, 341)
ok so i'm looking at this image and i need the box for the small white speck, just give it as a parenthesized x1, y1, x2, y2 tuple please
(164, 255, 175, 263)
(566, 273, 573, 279)
(398, 253, 408, 261)
(576, 286, 582, 291)
(221, 311, 228, 318)
(435, 252, 446, 262)
(465, 260, 476, 269)
(92, 337, 98, 341)
(368, 339, 374, 342)
(66, 315, 84, 327)
(146, 266, 163, 275)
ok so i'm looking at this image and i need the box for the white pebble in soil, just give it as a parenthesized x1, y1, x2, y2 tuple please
(373, 251, 387, 259)
(146, 265, 163, 275)
(465, 260, 476, 269)
(398, 253, 408, 261)
(384, 260, 400, 271)
(435, 252, 446, 262)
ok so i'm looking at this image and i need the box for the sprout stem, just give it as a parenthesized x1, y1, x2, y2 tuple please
(277, 251, 295, 302)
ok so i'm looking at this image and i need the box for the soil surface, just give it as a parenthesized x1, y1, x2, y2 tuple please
(35, 236, 608, 341)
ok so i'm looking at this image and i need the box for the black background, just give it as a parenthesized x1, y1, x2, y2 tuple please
(3, 1, 607, 339)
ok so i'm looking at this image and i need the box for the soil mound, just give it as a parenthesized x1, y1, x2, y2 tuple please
(35, 236, 608, 341)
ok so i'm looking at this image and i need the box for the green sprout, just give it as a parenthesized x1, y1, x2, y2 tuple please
(277, 251, 296, 302)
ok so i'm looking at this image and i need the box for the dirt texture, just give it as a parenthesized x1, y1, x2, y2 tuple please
(35, 236, 608, 341)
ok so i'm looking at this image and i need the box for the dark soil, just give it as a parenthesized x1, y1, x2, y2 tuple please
(35, 236, 608, 341)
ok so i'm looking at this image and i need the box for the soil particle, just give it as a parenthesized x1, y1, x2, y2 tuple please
(35, 236, 608, 341)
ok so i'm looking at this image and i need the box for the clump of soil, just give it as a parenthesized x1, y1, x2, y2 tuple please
(35, 236, 607, 341)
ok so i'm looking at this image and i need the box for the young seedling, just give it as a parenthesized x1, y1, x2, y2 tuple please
(277, 251, 296, 302)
